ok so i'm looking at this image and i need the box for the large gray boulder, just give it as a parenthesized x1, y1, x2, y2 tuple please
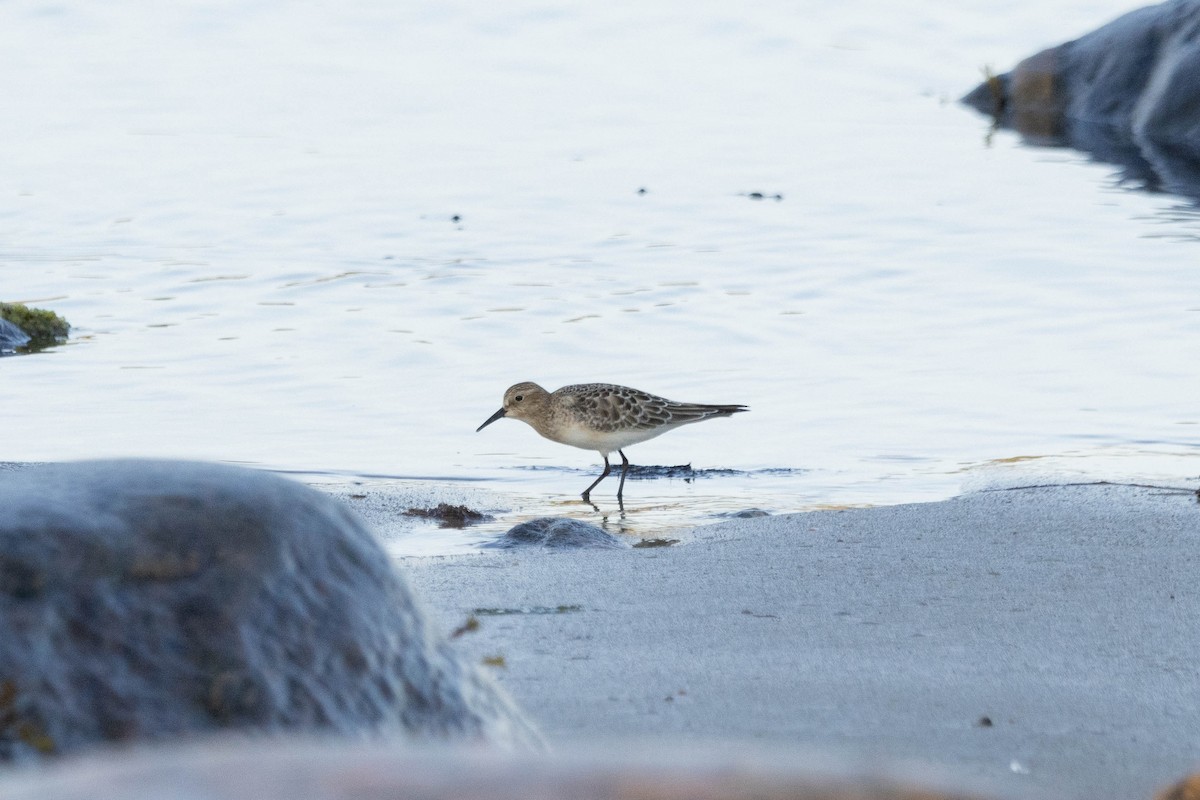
(0, 460, 540, 760)
(963, 0, 1200, 198)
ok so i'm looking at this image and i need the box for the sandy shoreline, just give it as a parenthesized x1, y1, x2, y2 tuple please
(402, 482, 1200, 800)
(1, 461, 1196, 797)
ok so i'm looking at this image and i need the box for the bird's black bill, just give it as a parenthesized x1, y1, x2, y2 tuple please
(476, 407, 507, 432)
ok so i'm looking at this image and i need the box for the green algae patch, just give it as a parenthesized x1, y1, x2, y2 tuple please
(0, 302, 70, 350)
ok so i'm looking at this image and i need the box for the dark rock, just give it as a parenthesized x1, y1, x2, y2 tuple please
(487, 517, 628, 550)
(722, 508, 771, 519)
(0, 303, 68, 351)
(0, 460, 540, 762)
(0, 318, 29, 354)
(962, 0, 1200, 200)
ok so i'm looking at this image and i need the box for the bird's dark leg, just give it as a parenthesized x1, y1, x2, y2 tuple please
(616, 450, 631, 502)
(582, 454, 612, 502)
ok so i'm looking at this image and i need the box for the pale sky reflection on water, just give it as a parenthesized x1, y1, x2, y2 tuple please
(3, 0, 1198, 552)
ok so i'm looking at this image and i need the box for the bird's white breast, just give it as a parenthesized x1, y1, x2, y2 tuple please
(551, 420, 672, 454)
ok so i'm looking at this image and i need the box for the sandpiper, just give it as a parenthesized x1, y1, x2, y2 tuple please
(476, 382, 748, 503)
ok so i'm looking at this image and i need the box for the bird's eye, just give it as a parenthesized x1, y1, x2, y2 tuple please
(514, 395, 524, 402)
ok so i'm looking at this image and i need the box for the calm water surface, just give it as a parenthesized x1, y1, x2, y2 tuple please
(4, 0, 1198, 554)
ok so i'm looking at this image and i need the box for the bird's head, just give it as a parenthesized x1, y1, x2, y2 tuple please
(476, 382, 550, 431)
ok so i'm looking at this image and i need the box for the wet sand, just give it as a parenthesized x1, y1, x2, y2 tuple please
(403, 482, 1200, 800)
(1, 461, 1195, 797)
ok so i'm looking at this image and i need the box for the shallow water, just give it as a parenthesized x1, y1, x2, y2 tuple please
(3, 0, 1198, 554)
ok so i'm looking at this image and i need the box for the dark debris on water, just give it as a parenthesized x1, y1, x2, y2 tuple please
(632, 538, 679, 548)
(403, 503, 493, 528)
(514, 463, 754, 482)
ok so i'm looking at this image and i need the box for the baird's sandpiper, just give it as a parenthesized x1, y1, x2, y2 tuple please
(476, 382, 748, 503)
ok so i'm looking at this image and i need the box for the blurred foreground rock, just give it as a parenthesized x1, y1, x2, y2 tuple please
(0, 736, 1007, 800)
(0, 460, 539, 761)
(962, 0, 1200, 199)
